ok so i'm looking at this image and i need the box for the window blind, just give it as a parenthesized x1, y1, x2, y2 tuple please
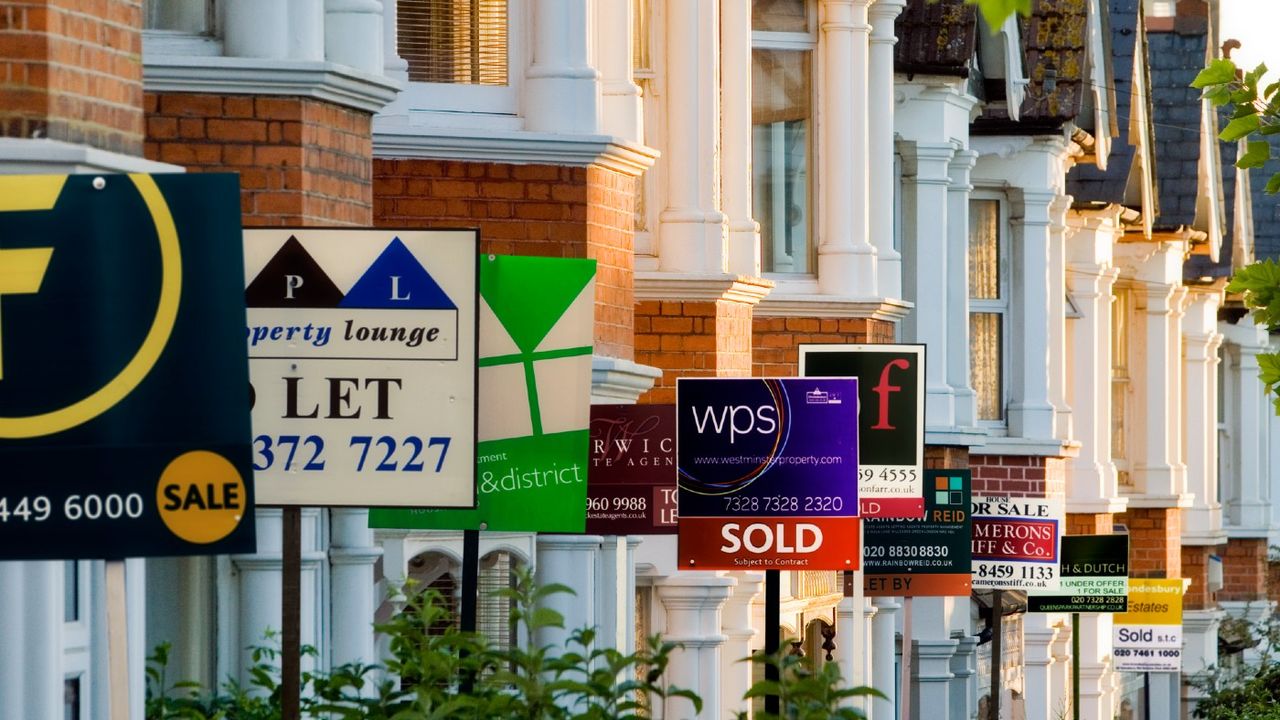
(399, 0, 509, 85)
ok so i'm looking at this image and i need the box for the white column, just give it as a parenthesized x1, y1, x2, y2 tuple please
(1223, 317, 1270, 531)
(535, 536, 602, 652)
(0, 562, 62, 718)
(837, 592, 868, 712)
(1048, 196, 1073, 441)
(947, 150, 977, 428)
(817, 0, 877, 296)
(949, 635, 977, 720)
(900, 142, 956, 429)
(1021, 614, 1062, 720)
(863, 599, 877, 715)
(868, 0, 906, 298)
(232, 510, 284, 687)
(1008, 189, 1058, 439)
(381, 0, 409, 79)
(1076, 613, 1114, 720)
(0, 563, 24, 719)
(598, 0, 643, 142)
(1049, 619, 1071, 720)
(290, 0, 326, 61)
(1182, 609, 1223, 717)
(1136, 282, 1185, 499)
(330, 508, 382, 669)
(597, 536, 629, 652)
(657, 574, 733, 720)
(721, 0, 760, 277)
(1148, 670, 1179, 719)
(910, 597, 956, 720)
(223, 0, 290, 59)
(871, 595, 900, 720)
(526, 0, 601, 135)
(1065, 222, 1121, 513)
(721, 573, 764, 718)
(127, 558, 147, 720)
(658, 0, 725, 273)
(1183, 290, 1225, 539)
(325, 0, 385, 73)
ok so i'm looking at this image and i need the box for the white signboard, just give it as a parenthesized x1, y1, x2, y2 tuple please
(1112, 579, 1185, 672)
(243, 229, 477, 507)
(971, 496, 1063, 591)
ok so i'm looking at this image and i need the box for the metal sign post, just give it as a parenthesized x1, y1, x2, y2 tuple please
(765, 569, 780, 715)
(992, 590, 1003, 720)
(282, 507, 301, 720)
(901, 596, 913, 720)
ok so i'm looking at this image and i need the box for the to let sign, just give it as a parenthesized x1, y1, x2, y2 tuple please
(864, 470, 972, 597)
(244, 229, 478, 508)
(1028, 534, 1129, 613)
(587, 404, 677, 534)
(971, 496, 1064, 591)
(798, 344, 925, 518)
(1113, 579, 1185, 672)
(677, 377, 860, 571)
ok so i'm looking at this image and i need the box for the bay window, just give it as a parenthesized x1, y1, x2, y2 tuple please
(969, 197, 1008, 423)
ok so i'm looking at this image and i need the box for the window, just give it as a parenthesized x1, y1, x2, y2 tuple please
(399, 0, 509, 85)
(969, 198, 1008, 422)
(1112, 287, 1132, 485)
(63, 677, 81, 720)
(145, 0, 214, 33)
(752, 0, 815, 274)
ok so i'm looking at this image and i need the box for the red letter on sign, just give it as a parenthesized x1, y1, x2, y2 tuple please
(871, 359, 910, 430)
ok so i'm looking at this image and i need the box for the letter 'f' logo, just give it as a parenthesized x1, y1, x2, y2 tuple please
(0, 247, 54, 380)
(870, 358, 910, 430)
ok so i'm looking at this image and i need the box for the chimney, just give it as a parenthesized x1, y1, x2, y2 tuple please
(1175, 0, 1209, 35)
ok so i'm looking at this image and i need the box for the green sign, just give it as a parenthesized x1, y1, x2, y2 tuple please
(1028, 534, 1129, 613)
(0, 173, 255, 559)
(370, 254, 595, 532)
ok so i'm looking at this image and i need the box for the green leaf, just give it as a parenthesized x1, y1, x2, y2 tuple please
(1266, 173, 1280, 194)
(965, 0, 1032, 30)
(1239, 140, 1271, 169)
(1192, 58, 1239, 89)
(1222, 114, 1262, 142)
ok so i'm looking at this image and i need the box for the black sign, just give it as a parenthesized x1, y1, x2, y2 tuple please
(864, 470, 972, 596)
(587, 404, 677, 534)
(0, 174, 255, 559)
(1028, 534, 1129, 613)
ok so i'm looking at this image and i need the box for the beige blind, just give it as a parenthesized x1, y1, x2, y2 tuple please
(399, 0, 509, 85)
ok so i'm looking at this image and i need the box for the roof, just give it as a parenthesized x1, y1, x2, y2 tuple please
(1066, 0, 1141, 204)
(1148, 28, 1207, 230)
(894, 0, 976, 77)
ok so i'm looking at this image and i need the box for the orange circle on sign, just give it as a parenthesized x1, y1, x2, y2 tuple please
(156, 451, 246, 544)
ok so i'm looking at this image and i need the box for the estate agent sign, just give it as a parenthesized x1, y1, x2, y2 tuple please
(587, 404, 677, 535)
(244, 228, 478, 508)
(971, 496, 1064, 591)
(864, 470, 972, 596)
(1113, 579, 1185, 672)
(1028, 534, 1129, 613)
(798, 344, 925, 518)
(0, 173, 255, 559)
(371, 255, 595, 532)
(677, 377, 860, 570)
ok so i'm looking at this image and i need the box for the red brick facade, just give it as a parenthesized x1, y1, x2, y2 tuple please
(1181, 545, 1214, 610)
(971, 455, 1067, 497)
(1220, 537, 1268, 602)
(374, 159, 636, 359)
(0, 0, 144, 153)
(145, 93, 373, 225)
(925, 446, 970, 470)
(1065, 512, 1115, 536)
(1117, 507, 1181, 578)
(750, 316, 894, 376)
(636, 297, 758, 403)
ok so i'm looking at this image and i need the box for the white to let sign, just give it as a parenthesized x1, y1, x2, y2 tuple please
(1112, 578, 1185, 673)
(971, 496, 1064, 591)
(244, 229, 478, 507)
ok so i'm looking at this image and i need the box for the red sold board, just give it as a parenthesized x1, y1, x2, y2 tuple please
(679, 516, 861, 571)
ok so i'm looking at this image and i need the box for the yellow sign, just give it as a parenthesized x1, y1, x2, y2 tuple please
(1114, 578, 1184, 626)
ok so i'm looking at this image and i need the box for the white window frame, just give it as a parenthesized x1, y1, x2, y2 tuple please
(1112, 284, 1134, 486)
(968, 191, 1011, 430)
(397, 0, 526, 121)
(752, 1, 819, 278)
(62, 560, 92, 720)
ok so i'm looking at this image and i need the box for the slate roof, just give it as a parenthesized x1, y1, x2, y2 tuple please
(894, 0, 976, 77)
(1066, 0, 1140, 204)
(1149, 28, 1206, 230)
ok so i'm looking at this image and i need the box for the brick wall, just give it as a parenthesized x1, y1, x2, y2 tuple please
(1118, 507, 1181, 578)
(145, 93, 373, 225)
(1221, 537, 1268, 602)
(751, 316, 895, 376)
(1181, 545, 1214, 610)
(971, 455, 1067, 497)
(374, 159, 635, 359)
(1065, 513, 1114, 536)
(0, 0, 144, 154)
(925, 446, 970, 470)
(636, 298, 755, 403)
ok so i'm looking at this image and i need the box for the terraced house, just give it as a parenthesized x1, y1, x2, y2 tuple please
(1, 0, 1279, 719)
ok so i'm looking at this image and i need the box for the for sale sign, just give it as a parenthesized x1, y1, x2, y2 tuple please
(971, 496, 1063, 591)
(864, 470, 972, 597)
(798, 344, 925, 518)
(586, 404, 677, 534)
(1028, 535, 1128, 613)
(677, 378, 859, 570)
(1113, 579, 1185, 672)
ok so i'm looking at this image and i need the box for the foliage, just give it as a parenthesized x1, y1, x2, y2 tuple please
(739, 650, 884, 720)
(1196, 58, 1280, 413)
(964, 0, 1032, 30)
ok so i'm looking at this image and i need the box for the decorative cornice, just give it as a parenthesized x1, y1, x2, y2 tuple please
(755, 294, 913, 323)
(373, 123, 659, 176)
(591, 356, 662, 404)
(924, 426, 990, 448)
(1122, 492, 1194, 509)
(144, 56, 401, 114)
(0, 138, 183, 174)
(1066, 496, 1129, 515)
(970, 436, 1081, 458)
(634, 272, 774, 305)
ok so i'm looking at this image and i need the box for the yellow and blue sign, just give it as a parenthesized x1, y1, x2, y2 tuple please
(0, 173, 255, 559)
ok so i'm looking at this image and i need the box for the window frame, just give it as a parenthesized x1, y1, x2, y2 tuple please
(752, 0, 818, 277)
(62, 560, 91, 720)
(1111, 285, 1134, 486)
(968, 191, 1012, 429)
(396, 0, 525, 121)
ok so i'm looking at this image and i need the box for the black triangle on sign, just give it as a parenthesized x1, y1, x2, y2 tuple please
(245, 236, 345, 308)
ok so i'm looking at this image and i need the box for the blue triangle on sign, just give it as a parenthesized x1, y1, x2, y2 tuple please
(340, 237, 457, 310)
